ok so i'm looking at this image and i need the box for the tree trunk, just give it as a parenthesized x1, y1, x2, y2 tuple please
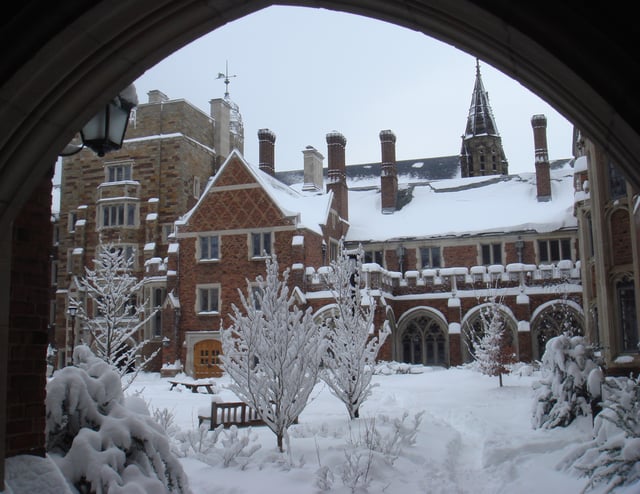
(277, 432, 284, 452)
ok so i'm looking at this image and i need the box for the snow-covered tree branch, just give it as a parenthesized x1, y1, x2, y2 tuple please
(532, 334, 600, 429)
(320, 241, 390, 419)
(72, 243, 159, 389)
(464, 290, 513, 387)
(221, 255, 327, 452)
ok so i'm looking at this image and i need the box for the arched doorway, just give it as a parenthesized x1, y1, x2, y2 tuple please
(530, 300, 585, 360)
(396, 308, 449, 366)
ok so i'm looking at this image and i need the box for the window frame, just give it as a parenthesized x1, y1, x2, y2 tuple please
(99, 201, 138, 228)
(538, 238, 572, 264)
(419, 246, 441, 269)
(196, 284, 221, 315)
(250, 231, 273, 259)
(480, 242, 502, 265)
(198, 234, 220, 261)
(364, 249, 384, 266)
(105, 162, 132, 182)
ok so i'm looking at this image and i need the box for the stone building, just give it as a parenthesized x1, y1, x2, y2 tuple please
(54, 89, 244, 368)
(573, 130, 640, 373)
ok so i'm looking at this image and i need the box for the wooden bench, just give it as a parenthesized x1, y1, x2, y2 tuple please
(168, 380, 216, 394)
(198, 401, 265, 430)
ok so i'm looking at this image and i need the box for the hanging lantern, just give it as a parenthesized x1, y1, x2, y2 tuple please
(80, 94, 135, 157)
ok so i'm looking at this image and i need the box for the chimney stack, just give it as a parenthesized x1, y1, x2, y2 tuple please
(380, 130, 398, 213)
(326, 131, 348, 221)
(257, 128, 276, 176)
(302, 146, 324, 192)
(531, 114, 551, 201)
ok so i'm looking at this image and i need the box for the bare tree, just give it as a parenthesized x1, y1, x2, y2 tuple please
(72, 243, 158, 389)
(221, 255, 327, 452)
(320, 242, 390, 419)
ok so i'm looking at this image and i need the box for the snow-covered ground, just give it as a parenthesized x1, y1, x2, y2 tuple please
(121, 365, 636, 494)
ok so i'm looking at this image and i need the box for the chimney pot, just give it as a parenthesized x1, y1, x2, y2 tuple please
(258, 128, 276, 176)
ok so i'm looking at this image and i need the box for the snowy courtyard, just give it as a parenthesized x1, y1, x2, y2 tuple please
(118, 365, 635, 494)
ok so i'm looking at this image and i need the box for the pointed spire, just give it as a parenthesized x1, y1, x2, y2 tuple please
(464, 59, 499, 137)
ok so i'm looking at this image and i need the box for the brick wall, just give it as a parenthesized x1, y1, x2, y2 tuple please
(6, 168, 53, 458)
(611, 208, 632, 265)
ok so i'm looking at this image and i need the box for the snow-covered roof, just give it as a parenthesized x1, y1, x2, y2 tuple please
(345, 161, 577, 242)
(178, 151, 332, 235)
(277, 155, 460, 189)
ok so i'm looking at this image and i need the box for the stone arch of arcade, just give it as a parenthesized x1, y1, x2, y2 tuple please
(460, 302, 519, 363)
(395, 307, 449, 366)
(530, 299, 585, 361)
(1, 0, 638, 485)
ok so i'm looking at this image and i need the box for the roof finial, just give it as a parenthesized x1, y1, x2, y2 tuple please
(476, 58, 481, 76)
(216, 60, 237, 99)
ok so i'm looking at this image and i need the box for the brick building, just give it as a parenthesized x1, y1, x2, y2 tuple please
(57, 64, 588, 377)
(54, 89, 244, 368)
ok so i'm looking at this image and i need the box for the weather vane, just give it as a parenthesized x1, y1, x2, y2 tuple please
(216, 61, 237, 98)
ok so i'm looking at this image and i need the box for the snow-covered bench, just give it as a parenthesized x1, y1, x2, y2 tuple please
(198, 401, 265, 430)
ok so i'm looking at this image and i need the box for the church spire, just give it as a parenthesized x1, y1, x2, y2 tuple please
(465, 59, 499, 137)
(459, 59, 508, 177)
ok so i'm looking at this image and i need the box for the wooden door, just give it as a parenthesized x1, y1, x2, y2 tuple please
(193, 339, 223, 378)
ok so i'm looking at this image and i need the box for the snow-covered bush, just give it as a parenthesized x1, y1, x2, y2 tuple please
(171, 424, 261, 468)
(532, 334, 600, 429)
(561, 374, 640, 492)
(320, 242, 390, 419)
(45, 345, 191, 493)
(221, 255, 327, 452)
(314, 411, 423, 492)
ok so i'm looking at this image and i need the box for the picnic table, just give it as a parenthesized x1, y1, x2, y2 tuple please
(168, 380, 216, 394)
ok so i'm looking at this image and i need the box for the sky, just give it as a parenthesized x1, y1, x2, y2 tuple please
(133, 5, 574, 175)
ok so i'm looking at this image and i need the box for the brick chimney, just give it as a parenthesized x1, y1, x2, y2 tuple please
(380, 129, 398, 213)
(302, 145, 324, 192)
(326, 131, 348, 221)
(531, 114, 551, 201)
(258, 128, 276, 176)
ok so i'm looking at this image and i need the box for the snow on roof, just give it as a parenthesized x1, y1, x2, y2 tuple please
(179, 151, 332, 235)
(345, 162, 577, 242)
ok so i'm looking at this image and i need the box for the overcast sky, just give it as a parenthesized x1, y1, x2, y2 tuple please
(134, 5, 574, 175)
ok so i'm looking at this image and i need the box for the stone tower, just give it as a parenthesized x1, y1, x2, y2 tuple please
(460, 60, 508, 177)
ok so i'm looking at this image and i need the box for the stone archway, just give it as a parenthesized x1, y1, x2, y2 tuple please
(396, 308, 449, 366)
(530, 299, 585, 360)
(461, 303, 519, 363)
(2, 0, 639, 484)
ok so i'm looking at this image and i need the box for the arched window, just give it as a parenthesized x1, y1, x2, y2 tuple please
(397, 312, 448, 366)
(530, 300, 584, 360)
(462, 304, 518, 363)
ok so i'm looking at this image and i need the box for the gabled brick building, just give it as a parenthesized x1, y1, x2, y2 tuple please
(162, 147, 341, 377)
